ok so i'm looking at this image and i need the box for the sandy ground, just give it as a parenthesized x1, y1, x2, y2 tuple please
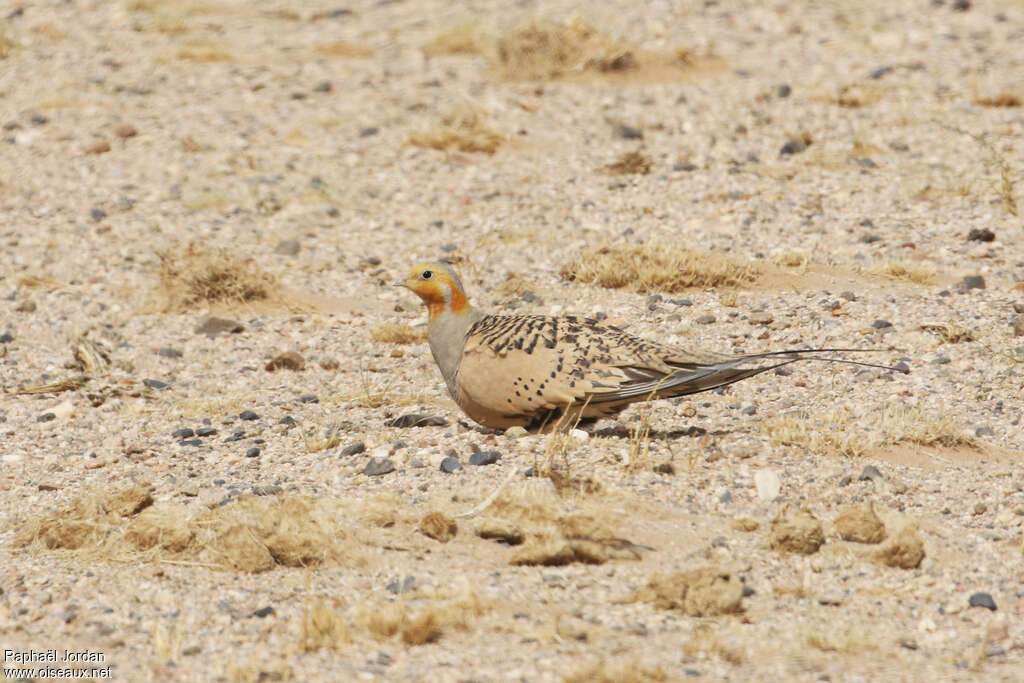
(2, 0, 1024, 681)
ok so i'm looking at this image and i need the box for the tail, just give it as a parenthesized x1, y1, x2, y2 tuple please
(588, 349, 904, 404)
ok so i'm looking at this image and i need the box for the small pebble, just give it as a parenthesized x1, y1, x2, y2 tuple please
(195, 317, 245, 335)
(386, 414, 448, 428)
(37, 412, 56, 423)
(273, 239, 301, 256)
(157, 347, 183, 358)
(143, 378, 169, 390)
(265, 351, 305, 372)
(780, 140, 808, 155)
(695, 314, 716, 324)
(364, 458, 395, 476)
(341, 441, 366, 456)
(440, 456, 463, 473)
(975, 424, 994, 437)
(196, 427, 217, 437)
(359, 126, 379, 137)
(469, 450, 501, 466)
(968, 592, 996, 611)
(251, 606, 275, 618)
(172, 428, 195, 439)
(966, 228, 995, 242)
(297, 394, 318, 403)
(1012, 316, 1024, 337)
(224, 431, 245, 443)
(872, 319, 893, 329)
(245, 447, 261, 458)
(179, 439, 202, 447)
(777, 84, 791, 97)
(278, 416, 296, 426)
(958, 275, 985, 291)
(239, 410, 259, 421)
(90, 208, 107, 222)
(505, 426, 528, 438)
(617, 123, 643, 139)
(0, 332, 13, 343)
(755, 468, 781, 501)
(386, 576, 416, 594)
(859, 465, 884, 482)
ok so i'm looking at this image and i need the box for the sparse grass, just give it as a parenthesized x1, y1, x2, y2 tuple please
(422, 17, 703, 82)
(422, 22, 482, 56)
(177, 41, 232, 62)
(11, 487, 396, 572)
(408, 108, 505, 154)
(370, 323, 427, 344)
(868, 261, 937, 285)
(0, 25, 20, 57)
(473, 477, 640, 566)
(152, 621, 184, 661)
(563, 660, 668, 683)
(762, 406, 978, 457)
(492, 273, 533, 298)
(772, 250, 809, 269)
(939, 124, 1020, 217)
(354, 583, 485, 646)
(561, 243, 760, 293)
(298, 601, 350, 652)
(492, 17, 637, 80)
(152, 243, 278, 312)
(302, 425, 342, 453)
(314, 41, 374, 57)
(682, 624, 745, 664)
(805, 626, 878, 653)
(598, 151, 652, 176)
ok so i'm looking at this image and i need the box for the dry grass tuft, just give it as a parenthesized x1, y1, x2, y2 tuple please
(355, 583, 485, 646)
(12, 488, 396, 572)
(302, 424, 342, 453)
(419, 511, 458, 543)
(631, 567, 745, 616)
(153, 243, 278, 312)
(561, 243, 760, 293)
(682, 624, 746, 664)
(422, 22, 482, 56)
(563, 660, 668, 683)
(473, 478, 641, 566)
(370, 323, 427, 344)
(598, 151, 652, 176)
(805, 626, 879, 653)
(492, 273, 534, 298)
(314, 41, 374, 57)
(762, 406, 978, 457)
(0, 25, 18, 58)
(492, 17, 637, 80)
(408, 108, 505, 154)
(811, 83, 885, 108)
(868, 261, 937, 285)
(298, 601, 351, 652)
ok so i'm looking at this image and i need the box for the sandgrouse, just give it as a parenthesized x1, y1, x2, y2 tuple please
(399, 262, 894, 431)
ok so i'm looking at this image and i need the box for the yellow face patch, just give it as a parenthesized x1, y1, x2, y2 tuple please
(403, 263, 469, 318)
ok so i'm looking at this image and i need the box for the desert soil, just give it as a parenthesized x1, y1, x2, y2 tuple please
(2, 0, 1024, 681)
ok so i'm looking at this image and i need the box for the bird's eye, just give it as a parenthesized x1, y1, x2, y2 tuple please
(420, 270, 433, 280)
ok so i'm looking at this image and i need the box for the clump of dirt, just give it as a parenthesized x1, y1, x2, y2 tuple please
(14, 485, 154, 550)
(833, 503, 887, 544)
(473, 477, 641, 566)
(13, 487, 403, 572)
(974, 92, 1022, 108)
(492, 272, 534, 298)
(408, 108, 505, 154)
(631, 567, 745, 617)
(419, 511, 458, 542)
(919, 322, 975, 344)
(598, 151, 652, 176)
(370, 323, 427, 344)
(153, 243, 279, 312)
(731, 517, 760, 532)
(561, 244, 760, 293)
(265, 351, 305, 371)
(874, 524, 925, 569)
(770, 505, 825, 555)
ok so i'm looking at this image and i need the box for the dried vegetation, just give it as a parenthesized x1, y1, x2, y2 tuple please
(152, 243, 280, 312)
(561, 244, 760, 293)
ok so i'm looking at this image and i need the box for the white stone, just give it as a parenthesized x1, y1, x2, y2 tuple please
(754, 468, 781, 501)
(569, 429, 589, 441)
(51, 400, 75, 420)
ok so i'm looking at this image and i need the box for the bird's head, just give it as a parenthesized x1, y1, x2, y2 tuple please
(397, 262, 471, 320)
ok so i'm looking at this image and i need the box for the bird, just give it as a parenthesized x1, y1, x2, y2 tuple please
(397, 261, 900, 432)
